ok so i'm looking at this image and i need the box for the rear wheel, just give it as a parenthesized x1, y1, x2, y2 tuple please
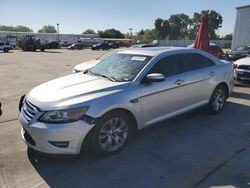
(3, 48, 9, 52)
(90, 111, 133, 155)
(208, 85, 227, 114)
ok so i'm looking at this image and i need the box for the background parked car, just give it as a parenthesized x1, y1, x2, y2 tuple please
(91, 43, 110, 50)
(228, 45, 250, 61)
(0, 42, 12, 52)
(188, 43, 225, 59)
(108, 42, 120, 49)
(73, 50, 122, 73)
(130, 44, 158, 48)
(67, 43, 84, 50)
(209, 43, 225, 58)
(46, 41, 60, 49)
(233, 56, 250, 82)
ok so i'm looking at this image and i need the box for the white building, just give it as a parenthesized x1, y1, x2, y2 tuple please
(232, 5, 250, 49)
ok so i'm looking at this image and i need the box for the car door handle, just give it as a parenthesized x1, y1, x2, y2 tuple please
(175, 79, 184, 85)
(209, 71, 216, 77)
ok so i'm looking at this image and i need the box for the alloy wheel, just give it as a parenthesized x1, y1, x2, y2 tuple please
(98, 117, 128, 152)
(212, 88, 226, 112)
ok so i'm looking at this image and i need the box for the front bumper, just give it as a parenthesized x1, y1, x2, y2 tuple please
(19, 114, 95, 155)
(234, 68, 250, 81)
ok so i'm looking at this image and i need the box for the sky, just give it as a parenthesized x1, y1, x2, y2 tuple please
(1, 0, 250, 36)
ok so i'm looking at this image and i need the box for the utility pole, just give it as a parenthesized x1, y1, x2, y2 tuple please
(57, 23, 60, 42)
(129, 28, 133, 38)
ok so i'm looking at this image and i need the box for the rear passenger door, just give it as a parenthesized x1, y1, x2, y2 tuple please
(140, 52, 216, 127)
(177, 53, 217, 105)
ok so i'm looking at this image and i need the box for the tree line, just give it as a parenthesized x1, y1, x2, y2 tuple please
(0, 9, 233, 41)
(82, 10, 232, 41)
(0, 25, 57, 33)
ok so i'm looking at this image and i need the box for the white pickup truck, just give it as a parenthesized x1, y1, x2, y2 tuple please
(0, 42, 12, 52)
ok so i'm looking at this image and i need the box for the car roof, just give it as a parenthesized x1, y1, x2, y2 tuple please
(118, 47, 191, 56)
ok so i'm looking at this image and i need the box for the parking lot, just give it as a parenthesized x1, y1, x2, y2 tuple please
(0, 49, 250, 188)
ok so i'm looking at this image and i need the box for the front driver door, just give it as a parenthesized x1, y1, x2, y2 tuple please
(139, 54, 187, 127)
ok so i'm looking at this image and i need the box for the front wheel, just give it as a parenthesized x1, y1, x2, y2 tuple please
(208, 85, 227, 114)
(90, 111, 133, 155)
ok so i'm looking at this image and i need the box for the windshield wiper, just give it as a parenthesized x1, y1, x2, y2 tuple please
(86, 69, 94, 75)
(87, 70, 116, 82)
(100, 74, 116, 82)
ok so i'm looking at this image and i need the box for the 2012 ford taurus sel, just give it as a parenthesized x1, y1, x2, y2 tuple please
(19, 47, 234, 155)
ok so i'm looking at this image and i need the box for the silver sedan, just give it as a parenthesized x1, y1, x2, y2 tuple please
(19, 47, 234, 155)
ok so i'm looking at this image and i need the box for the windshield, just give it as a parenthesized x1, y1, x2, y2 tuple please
(88, 53, 152, 82)
(97, 50, 118, 60)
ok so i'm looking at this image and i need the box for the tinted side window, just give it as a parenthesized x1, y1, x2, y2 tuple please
(180, 53, 215, 72)
(149, 55, 181, 77)
(0, 43, 3, 46)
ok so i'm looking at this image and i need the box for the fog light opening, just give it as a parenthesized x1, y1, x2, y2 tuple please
(48, 141, 69, 148)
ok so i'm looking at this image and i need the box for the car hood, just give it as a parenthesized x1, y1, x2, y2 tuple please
(27, 73, 129, 110)
(234, 57, 250, 66)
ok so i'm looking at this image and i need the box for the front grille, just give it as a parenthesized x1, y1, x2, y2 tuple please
(22, 100, 39, 123)
(238, 65, 250, 70)
(23, 129, 36, 146)
(238, 72, 250, 78)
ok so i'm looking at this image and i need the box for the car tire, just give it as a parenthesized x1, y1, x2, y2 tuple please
(30, 45, 36, 52)
(90, 111, 134, 155)
(3, 48, 9, 53)
(208, 85, 227, 114)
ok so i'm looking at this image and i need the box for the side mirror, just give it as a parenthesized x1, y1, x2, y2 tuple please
(143, 73, 165, 83)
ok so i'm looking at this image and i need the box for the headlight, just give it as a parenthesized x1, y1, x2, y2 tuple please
(39, 106, 89, 123)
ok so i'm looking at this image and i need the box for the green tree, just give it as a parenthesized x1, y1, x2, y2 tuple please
(168, 13, 191, 39)
(162, 20, 170, 39)
(38, 25, 57, 33)
(138, 29, 145, 35)
(134, 29, 145, 41)
(154, 18, 164, 39)
(98, 29, 124, 38)
(82, 29, 95, 34)
(0, 25, 33, 32)
(191, 10, 223, 39)
(143, 29, 157, 43)
(154, 18, 170, 40)
(133, 29, 156, 43)
(223, 34, 233, 40)
(15, 25, 33, 32)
